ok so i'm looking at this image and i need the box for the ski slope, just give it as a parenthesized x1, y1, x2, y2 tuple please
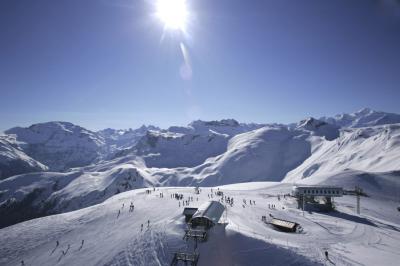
(1, 182, 399, 266)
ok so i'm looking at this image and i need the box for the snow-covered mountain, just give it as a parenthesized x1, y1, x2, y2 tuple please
(5, 122, 106, 171)
(149, 125, 313, 186)
(320, 108, 400, 128)
(0, 123, 316, 227)
(284, 123, 400, 182)
(0, 155, 151, 228)
(129, 130, 230, 168)
(97, 125, 160, 154)
(170, 119, 266, 136)
(295, 117, 340, 140)
(0, 135, 48, 180)
(1, 109, 400, 229)
(115, 119, 267, 168)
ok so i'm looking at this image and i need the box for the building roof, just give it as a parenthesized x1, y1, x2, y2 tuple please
(192, 200, 225, 224)
(183, 207, 198, 216)
(293, 185, 343, 189)
(292, 185, 343, 197)
(270, 218, 297, 230)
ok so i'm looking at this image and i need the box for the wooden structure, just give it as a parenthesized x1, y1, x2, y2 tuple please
(183, 207, 198, 223)
(270, 218, 299, 232)
(170, 252, 199, 266)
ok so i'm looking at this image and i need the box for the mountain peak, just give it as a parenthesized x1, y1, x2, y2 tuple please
(189, 119, 240, 128)
(320, 108, 400, 128)
(355, 107, 373, 115)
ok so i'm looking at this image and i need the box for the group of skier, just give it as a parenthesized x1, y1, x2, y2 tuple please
(140, 220, 151, 231)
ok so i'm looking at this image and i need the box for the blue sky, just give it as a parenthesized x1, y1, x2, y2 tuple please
(1, 0, 400, 131)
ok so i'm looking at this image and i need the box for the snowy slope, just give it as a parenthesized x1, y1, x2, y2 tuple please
(0, 155, 154, 228)
(320, 108, 400, 128)
(5, 122, 106, 171)
(0, 135, 48, 180)
(185, 125, 313, 185)
(284, 124, 400, 182)
(1, 183, 399, 266)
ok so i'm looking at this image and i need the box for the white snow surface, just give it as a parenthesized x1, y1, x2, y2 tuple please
(0, 135, 48, 180)
(116, 119, 267, 168)
(1, 183, 399, 266)
(0, 155, 152, 213)
(2, 122, 400, 221)
(1, 110, 400, 265)
(284, 124, 400, 182)
(98, 125, 160, 154)
(5, 122, 106, 171)
(131, 130, 230, 168)
(320, 108, 400, 128)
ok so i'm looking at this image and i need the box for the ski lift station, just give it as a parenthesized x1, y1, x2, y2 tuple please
(292, 185, 343, 211)
(190, 200, 225, 228)
(183, 207, 198, 223)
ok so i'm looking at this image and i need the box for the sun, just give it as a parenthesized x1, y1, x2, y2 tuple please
(156, 0, 189, 31)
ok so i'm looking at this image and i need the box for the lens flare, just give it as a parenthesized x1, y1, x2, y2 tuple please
(156, 0, 189, 31)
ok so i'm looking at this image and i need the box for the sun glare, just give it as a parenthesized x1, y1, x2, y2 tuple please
(156, 0, 189, 31)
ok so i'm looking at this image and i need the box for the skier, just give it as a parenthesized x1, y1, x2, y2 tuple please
(147, 220, 150, 227)
(56, 240, 59, 247)
(325, 250, 329, 260)
(117, 209, 121, 218)
(21, 260, 25, 266)
(141, 224, 143, 231)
